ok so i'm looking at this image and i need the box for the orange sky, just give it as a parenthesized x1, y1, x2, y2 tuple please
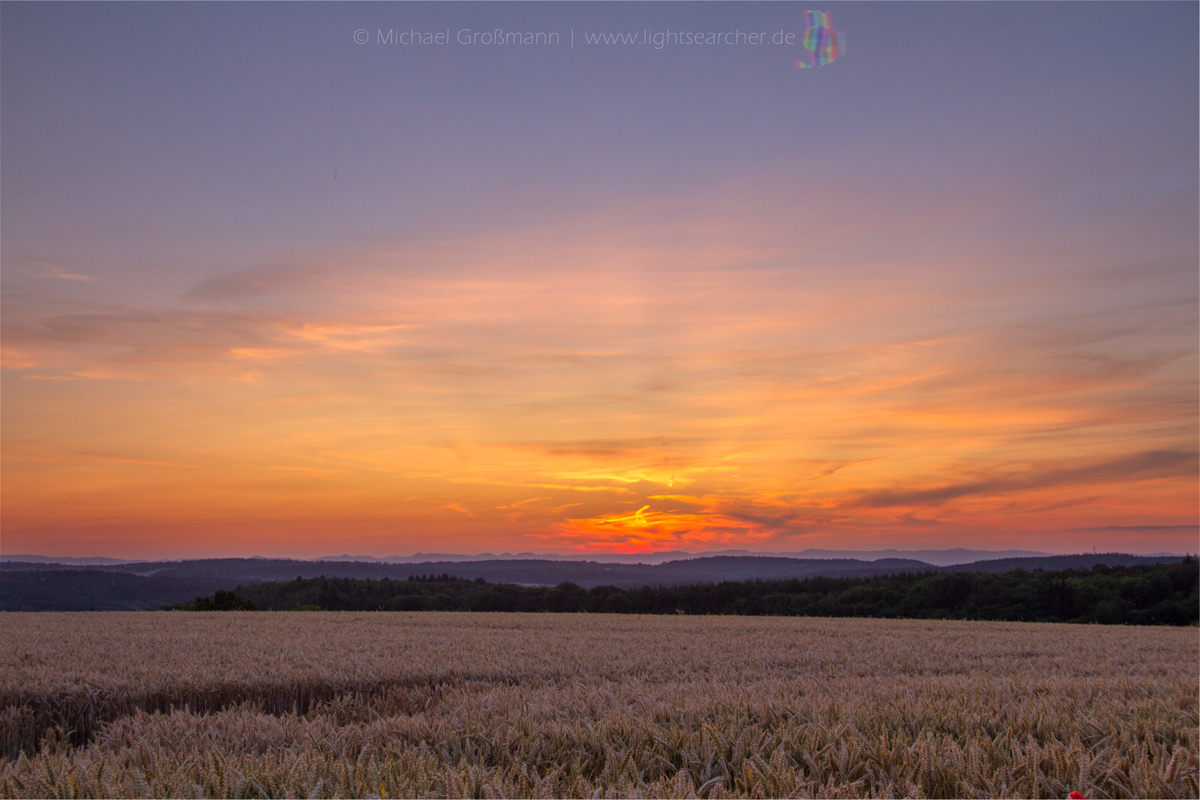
(2, 3, 1196, 558)
(4, 196, 1196, 557)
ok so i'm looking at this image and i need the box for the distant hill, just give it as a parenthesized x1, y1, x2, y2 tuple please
(291, 548, 1059, 566)
(3, 548, 1066, 567)
(0, 555, 144, 565)
(2, 552, 1188, 611)
(3, 556, 932, 610)
(941, 553, 1186, 573)
(772, 548, 1052, 567)
(14, 548, 1182, 568)
(1, 555, 933, 589)
(316, 551, 703, 564)
(0, 570, 240, 611)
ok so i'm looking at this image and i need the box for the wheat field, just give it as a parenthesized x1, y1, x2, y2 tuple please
(0, 612, 1195, 798)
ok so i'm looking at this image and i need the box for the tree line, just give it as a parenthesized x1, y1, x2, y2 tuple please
(177, 558, 1198, 625)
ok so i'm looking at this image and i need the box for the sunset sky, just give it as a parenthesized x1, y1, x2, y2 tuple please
(2, 2, 1197, 559)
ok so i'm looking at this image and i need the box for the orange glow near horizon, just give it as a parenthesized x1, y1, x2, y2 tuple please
(3, 195, 1196, 559)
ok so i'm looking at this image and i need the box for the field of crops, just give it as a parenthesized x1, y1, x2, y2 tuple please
(1, 613, 1196, 798)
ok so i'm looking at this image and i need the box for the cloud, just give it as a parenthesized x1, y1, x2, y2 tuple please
(851, 450, 1199, 509)
(184, 266, 320, 302)
(1, 305, 422, 379)
(0, 345, 38, 370)
(23, 262, 93, 281)
(77, 452, 200, 469)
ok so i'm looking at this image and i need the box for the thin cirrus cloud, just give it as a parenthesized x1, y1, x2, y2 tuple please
(185, 266, 322, 303)
(849, 450, 1199, 510)
(23, 262, 93, 282)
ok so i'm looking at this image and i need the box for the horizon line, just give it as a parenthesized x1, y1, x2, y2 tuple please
(5, 547, 1193, 565)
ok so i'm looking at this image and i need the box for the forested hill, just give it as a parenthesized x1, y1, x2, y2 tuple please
(182, 560, 1199, 625)
(1, 553, 1188, 611)
(2, 552, 1183, 586)
(941, 554, 1188, 573)
(1, 555, 929, 585)
(0, 570, 241, 611)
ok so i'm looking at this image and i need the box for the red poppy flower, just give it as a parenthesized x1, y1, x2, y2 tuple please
(1068, 793, 1085, 799)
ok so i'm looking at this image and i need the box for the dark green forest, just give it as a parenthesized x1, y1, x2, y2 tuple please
(179, 559, 1199, 625)
(0, 570, 239, 611)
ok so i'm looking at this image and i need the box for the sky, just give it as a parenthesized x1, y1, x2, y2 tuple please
(1, 2, 1197, 559)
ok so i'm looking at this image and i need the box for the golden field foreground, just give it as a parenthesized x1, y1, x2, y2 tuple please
(0, 613, 1196, 799)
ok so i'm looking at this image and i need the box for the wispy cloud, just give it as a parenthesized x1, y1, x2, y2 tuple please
(22, 262, 93, 282)
(184, 266, 321, 302)
(77, 452, 200, 469)
(850, 450, 1198, 510)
